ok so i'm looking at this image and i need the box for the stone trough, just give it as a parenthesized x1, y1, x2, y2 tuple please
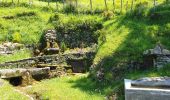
(0, 67, 50, 86)
(125, 77, 170, 100)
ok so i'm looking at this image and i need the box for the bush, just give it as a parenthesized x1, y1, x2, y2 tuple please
(131, 2, 149, 18)
(102, 10, 114, 20)
(12, 32, 22, 43)
(51, 16, 103, 48)
(63, 4, 77, 13)
(16, 11, 37, 17)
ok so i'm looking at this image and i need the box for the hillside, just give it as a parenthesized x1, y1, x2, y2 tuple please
(0, 0, 170, 100)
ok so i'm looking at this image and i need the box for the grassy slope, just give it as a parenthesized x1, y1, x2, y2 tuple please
(0, 0, 170, 99)
(0, 79, 29, 100)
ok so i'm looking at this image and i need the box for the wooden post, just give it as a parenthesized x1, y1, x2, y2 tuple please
(63, 0, 65, 10)
(153, 0, 156, 12)
(56, 0, 58, 10)
(104, 0, 108, 10)
(75, 0, 78, 8)
(113, 0, 115, 11)
(126, 1, 128, 12)
(90, 0, 93, 14)
(131, 0, 134, 12)
(120, 0, 123, 13)
(48, 0, 50, 6)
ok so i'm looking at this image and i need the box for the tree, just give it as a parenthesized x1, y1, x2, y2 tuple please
(113, 0, 115, 11)
(90, 0, 93, 13)
(104, 0, 108, 10)
(131, 0, 134, 12)
(48, 0, 50, 6)
(120, 0, 123, 13)
(75, 0, 78, 8)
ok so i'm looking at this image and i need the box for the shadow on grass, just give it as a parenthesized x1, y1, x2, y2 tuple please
(69, 1, 170, 100)
(68, 76, 124, 99)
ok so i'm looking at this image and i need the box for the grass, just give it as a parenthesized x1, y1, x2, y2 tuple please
(0, 0, 170, 99)
(25, 74, 107, 100)
(0, 49, 32, 63)
(0, 79, 29, 100)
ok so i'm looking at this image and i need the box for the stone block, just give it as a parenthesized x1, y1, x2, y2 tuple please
(125, 79, 170, 100)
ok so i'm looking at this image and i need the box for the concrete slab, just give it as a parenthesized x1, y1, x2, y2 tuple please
(125, 79, 170, 100)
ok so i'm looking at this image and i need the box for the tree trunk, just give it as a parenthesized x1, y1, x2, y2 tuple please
(104, 0, 108, 10)
(48, 0, 50, 6)
(126, 1, 128, 12)
(153, 0, 156, 12)
(75, 0, 78, 8)
(113, 0, 115, 11)
(63, 0, 65, 10)
(56, 0, 58, 10)
(90, 0, 93, 13)
(131, 0, 134, 12)
(120, 0, 123, 13)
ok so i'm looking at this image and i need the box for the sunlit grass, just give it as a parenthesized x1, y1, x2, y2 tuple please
(26, 74, 106, 100)
(0, 79, 29, 100)
(0, 49, 32, 63)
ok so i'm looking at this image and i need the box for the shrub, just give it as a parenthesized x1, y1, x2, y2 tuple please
(63, 3, 77, 13)
(12, 32, 22, 43)
(60, 41, 68, 52)
(102, 10, 114, 20)
(51, 16, 103, 48)
(16, 11, 37, 17)
(131, 2, 149, 18)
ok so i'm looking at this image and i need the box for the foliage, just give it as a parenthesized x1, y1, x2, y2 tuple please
(12, 32, 22, 43)
(0, 80, 29, 100)
(102, 10, 114, 20)
(26, 74, 107, 100)
(50, 14, 103, 48)
(63, 3, 77, 13)
(0, 49, 32, 63)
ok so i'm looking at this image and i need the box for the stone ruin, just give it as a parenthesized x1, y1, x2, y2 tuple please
(125, 77, 170, 100)
(0, 42, 24, 55)
(0, 29, 96, 86)
(42, 30, 60, 55)
(143, 44, 170, 69)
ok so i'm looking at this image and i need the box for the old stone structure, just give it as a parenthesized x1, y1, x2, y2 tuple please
(42, 30, 60, 55)
(143, 44, 170, 68)
(125, 77, 170, 100)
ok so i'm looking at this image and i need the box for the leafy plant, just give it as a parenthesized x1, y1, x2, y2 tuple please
(12, 32, 22, 43)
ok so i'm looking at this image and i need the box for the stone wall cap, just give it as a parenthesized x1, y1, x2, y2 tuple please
(131, 77, 170, 88)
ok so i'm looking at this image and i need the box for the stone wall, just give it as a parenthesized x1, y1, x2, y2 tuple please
(0, 51, 95, 73)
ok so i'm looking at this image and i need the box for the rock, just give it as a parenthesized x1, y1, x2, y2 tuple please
(96, 68, 104, 81)
(39, 29, 60, 55)
(143, 44, 170, 68)
(131, 77, 170, 88)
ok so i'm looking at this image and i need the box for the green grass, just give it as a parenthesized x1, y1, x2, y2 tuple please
(0, 79, 29, 100)
(26, 74, 107, 100)
(0, 0, 170, 99)
(0, 49, 32, 63)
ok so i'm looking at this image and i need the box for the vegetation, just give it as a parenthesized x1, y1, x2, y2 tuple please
(0, 0, 170, 99)
(0, 79, 29, 100)
(26, 74, 106, 100)
(0, 49, 32, 63)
